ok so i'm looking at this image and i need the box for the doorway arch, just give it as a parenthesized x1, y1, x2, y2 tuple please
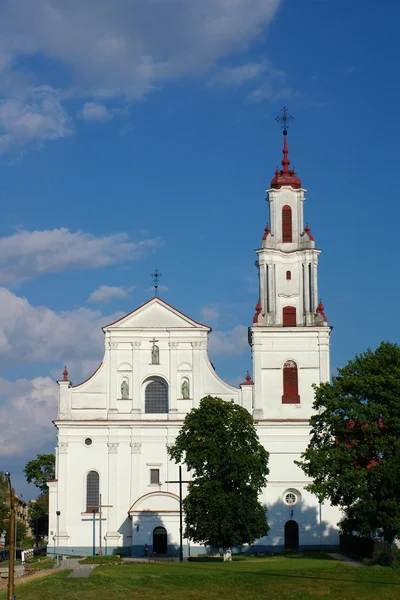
(153, 526, 167, 554)
(284, 520, 299, 550)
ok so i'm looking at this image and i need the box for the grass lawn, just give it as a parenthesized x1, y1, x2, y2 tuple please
(2, 553, 400, 600)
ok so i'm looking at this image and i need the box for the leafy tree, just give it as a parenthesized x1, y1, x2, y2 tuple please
(28, 493, 49, 544)
(297, 341, 400, 546)
(24, 454, 55, 494)
(0, 472, 10, 538)
(168, 396, 269, 555)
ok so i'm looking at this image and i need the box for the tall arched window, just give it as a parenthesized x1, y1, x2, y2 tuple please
(145, 378, 168, 413)
(86, 471, 99, 512)
(282, 205, 292, 242)
(282, 360, 300, 404)
(283, 306, 296, 326)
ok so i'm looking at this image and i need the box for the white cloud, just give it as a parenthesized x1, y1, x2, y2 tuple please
(0, 1, 283, 154)
(0, 376, 58, 456)
(0, 287, 123, 367)
(208, 324, 249, 357)
(77, 102, 113, 122)
(0, 86, 72, 155)
(208, 59, 285, 89)
(86, 285, 135, 304)
(0, 228, 161, 285)
(200, 305, 219, 326)
(247, 82, 293, 103)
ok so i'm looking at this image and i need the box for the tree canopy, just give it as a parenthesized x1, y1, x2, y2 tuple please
(24, 454, 55, 494)
(168, 396, 269, 550)
(297, 341, 400, 543)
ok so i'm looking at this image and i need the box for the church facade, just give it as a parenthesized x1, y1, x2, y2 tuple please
(48, 130, 340, 556)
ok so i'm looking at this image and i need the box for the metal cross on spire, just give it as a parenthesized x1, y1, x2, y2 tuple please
(151, 269, 162, 297)
(275, 106, 294, 136)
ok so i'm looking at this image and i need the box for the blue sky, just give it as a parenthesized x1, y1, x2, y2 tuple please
(1, 0, 399, 498)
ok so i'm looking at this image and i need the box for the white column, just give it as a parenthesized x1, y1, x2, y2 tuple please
(56, 442, 69, 545)
(107, 339, 118, 416)
(312, 262, 319, 313)
(192, 341, 202, 408)
(130, 440, 142, 509)
(131, 341, 141, 414)
(106, 441, 120, 547)
(251, 335, 264, 419)
(259, 261, 266, 311)
(303, 262, 310, 314)
(169, 341, 178, 413)
(268, 264, 275, 315)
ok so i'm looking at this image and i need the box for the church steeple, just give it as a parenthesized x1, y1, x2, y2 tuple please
(249, 109, 331, 420)
(253, 109, 327, 328)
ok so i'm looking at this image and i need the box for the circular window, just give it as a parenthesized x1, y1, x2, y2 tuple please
(84, 438, 93, 446)
(283, 488, 301, 507)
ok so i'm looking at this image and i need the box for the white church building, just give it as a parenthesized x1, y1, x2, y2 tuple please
(48, 126, 340, 556)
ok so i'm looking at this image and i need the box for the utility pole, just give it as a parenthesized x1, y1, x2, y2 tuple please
(5, 472, 15, 600)
(165, 466, 191, 562)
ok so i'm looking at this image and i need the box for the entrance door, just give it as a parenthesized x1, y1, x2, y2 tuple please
(153, 526, 167, 554)
(284, 520, 299, 550)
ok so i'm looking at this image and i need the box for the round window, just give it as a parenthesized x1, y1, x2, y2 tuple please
(283, 488, 301, 507)
(84, 438, 93, 446)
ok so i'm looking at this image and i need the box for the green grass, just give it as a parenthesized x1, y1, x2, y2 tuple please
(2, 553, 400, 600)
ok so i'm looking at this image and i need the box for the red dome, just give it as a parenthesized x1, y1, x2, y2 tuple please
(270, 135, 301, 189)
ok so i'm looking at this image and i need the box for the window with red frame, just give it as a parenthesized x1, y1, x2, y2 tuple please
(282, 205, 292, 242)
(286, 271, 291, 280)
(283, 306, 296, 326)
(282, 360, 300, 404)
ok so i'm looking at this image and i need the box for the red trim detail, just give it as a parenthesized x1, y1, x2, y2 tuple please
(71, 362, 103, 389)
(304, 223, 314, 241)
(270, 134, 302, 189)
(63, 366, 68, 381)
(241, 370, 254, 386)
(262, 223, 270, 241)
(102, 296, 211, 331)
(315, 298, 328, 323)
(253, 300, 262, 324)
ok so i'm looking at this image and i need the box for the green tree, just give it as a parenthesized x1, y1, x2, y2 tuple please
(28, 493, 49, 545)
(24, 454, 55, 494)
(168, 396, 269, 556)
(0, 472, 10, 538)
(297, 341, 400, 546)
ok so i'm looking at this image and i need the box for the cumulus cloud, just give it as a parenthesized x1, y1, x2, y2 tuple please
(0, 86, 72, 155)
(86, 285, 135, 304)
(208, 324, 249, 357)
(208, 59, 285, 89)
(77, 102, 113, 122)
(0, 228, 161, 285)
(0, 287, 123, 367)
(0, 376, 58, 456)
(0, 1, 283, 153)
(0, 1, 282, 95)
(200, 305, 219, 326)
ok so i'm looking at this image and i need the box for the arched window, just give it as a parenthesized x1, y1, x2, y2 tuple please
(86, 471, 99, 512)
(286, 271, 291, 280)
(145, 378, 168, 413)
(283, 306, 296, 326)
(282, 205, 292, 243)
(282, 360, 300, 404)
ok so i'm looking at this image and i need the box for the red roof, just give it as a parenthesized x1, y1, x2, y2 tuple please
(270, 134, 302, 189)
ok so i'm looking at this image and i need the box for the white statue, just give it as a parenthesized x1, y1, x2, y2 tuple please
(121, 380, 129, 399)
(150, 337, 160, 364)
(181, 379, 190, 399)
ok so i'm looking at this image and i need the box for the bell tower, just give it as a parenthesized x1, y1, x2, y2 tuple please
(250, 108, 331, 420)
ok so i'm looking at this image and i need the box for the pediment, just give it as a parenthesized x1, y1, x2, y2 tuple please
(103, 298, 210, 331)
